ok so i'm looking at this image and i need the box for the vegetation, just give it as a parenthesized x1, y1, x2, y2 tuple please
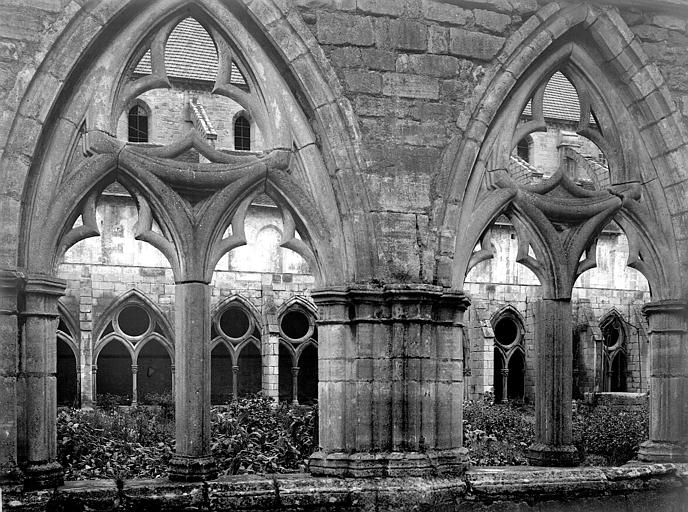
(57, 393, 648, 480)
(58, 394, 317, 480)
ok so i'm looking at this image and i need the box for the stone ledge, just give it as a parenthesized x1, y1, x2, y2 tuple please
(1, 463, 686, 511)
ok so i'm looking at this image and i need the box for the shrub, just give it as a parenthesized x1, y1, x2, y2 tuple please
(96, 393, 124, 412)
(573, 405, 648, 465)
(463, 393, 534, 466)
(141, 392, 175, 420)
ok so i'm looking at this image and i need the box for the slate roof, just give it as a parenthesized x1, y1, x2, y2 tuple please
(134, 17, 246, 86)
(523, 71, 583, 123)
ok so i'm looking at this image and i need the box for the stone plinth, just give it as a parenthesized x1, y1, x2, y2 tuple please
(168, 282, 217, 481)
(638, 300, 688, 463)
(527, 299, 578, 466)
(309, 284, 471, 477)
(20, 275, 66, 489)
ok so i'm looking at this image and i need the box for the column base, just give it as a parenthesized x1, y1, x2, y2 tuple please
(23, 461, 64, 490)
(527, 443, 579, 467)
(309, 448, 469, 477)
(168, 455, 217, 482)
(638, 441, 688, 463)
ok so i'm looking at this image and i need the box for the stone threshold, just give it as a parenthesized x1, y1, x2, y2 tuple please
(1, 463, 687, 511)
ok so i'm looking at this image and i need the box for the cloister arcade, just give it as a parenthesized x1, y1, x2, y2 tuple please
(0, 0, 686, 493)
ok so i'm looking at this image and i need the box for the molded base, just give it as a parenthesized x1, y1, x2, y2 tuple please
(638, 440, 688, 463)
(309, 448, 469, 477)
(168, 455, 217, 482)
(527, 443, 579, 467)
(23, 460, 64, 490)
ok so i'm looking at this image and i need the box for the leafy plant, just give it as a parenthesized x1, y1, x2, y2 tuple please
(96, 393, 125, 412)
(573, 404, 648, 465)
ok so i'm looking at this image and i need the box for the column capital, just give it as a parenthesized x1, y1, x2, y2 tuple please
(642, 300, 687, 317)
(23, 274, 67, 297)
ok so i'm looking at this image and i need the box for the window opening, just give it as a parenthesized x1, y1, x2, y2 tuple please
(128, 105, 149, 143)
(281, 310, 310, 340)
(219, 306, 250, 339)
(237, 343, 261, 396)
(234, 116, 250, 151)
(118, 305, 150, 337)
(96, 341, 132, 405)
(211, 344, 233, 404)
(137, 340, 172, 402)
(57, 338, 78, 407)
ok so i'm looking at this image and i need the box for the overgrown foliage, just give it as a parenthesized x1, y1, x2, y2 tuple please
(463, 393, 534, 465)
(57, 394, 317, 480)
(573, 404, 649, 465)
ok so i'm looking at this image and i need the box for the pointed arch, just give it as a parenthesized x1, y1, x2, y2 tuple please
(133, 333, 175, 362)
(6, 0, 379, 285)
(92, 288, 174, 343)
(436, 3, 685, 300)
(57, 301, 80, 344)
(277, 295, 318, 319)
(212, 294, 262, 327)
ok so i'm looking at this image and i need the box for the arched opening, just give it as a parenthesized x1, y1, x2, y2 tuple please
(297, 344, 318, 404)
(234, 115, 251, 151)
(211, 343, 233, 404)
(279, 344, 294, 402)
(610, 351, 627, 392)
(281, 310, 310, 341)
(219, 306, 251, 339)
(96, 340, 132, 404)
(494, 316, 518, 345)
(507, 351, 525, 401)
(128, 104, 149, 143)
(237, 342, 261, 397)
(516, 137, 530, 162)
(118, 304, 150, 337)
(493, 348, 505, 403)
(57, 338, 78, 407)
(137, 340, 172, 401)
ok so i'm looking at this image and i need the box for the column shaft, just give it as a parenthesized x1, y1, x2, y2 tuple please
(168, 282, 217, 481)
(309, 284, 470, 477)
(131, 365, 138, 406)
(291, 367, 299, 404)
(20, 275, 66, 489)
(0, 271, 20, 481)
(638, 300, 688, 462)
(527, 298, 578, 466)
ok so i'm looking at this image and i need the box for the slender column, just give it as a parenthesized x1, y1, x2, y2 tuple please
(638, 300, 688, 462)
(171, 364, 176, 396)
(91, 365, 97, 403)
(291, 366, 300, 404)
(0, 270, 20, 481)
(527, 299, 578, 466)
(500, 368, 509, 403)
(168, 282, 217, 481)
(232, 365, 239, 401)
(20, 275, 66, 489)
(131, 365, 138, 407)
(309, 284, 470, 477)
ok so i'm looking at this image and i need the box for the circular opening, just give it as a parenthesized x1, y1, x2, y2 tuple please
(494, 317, 518, 345)
(603, 323, 620, 347)
(220, 307, 251, 339)
(118, 305, 150, 337)
(281, 310, 310, 340)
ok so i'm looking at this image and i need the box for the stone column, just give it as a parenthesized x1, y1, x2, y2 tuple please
(527, 299, 578, 466)
(0, 270, 20, 481)
(168, 282, 217, 481)
(309, 284, 470, 477)
(91, 365, 97, 403)
(131, 365, 138, 406)
(638, 300, 688, 462)
(291, 366, 300, 404)
(232, 365, 239, 401)
(500, 368, 509, 403)
(20, 275, 66, 489)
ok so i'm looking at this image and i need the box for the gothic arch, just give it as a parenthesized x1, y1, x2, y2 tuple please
(5, 0, 378, 285)
(436, 3, 685, 300)
(92, 288, 174, 343)
(277, 295, 318, 319)
(211, 294, 262, 331)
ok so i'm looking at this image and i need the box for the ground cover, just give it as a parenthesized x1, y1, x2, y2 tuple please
(57, 393, 648, 480)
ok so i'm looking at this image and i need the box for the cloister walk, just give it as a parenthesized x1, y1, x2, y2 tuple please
(0, 0, 686, 491)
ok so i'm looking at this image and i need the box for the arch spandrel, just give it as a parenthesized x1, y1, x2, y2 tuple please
(9, 0, 378, 287)
(436, 3, 686, 300)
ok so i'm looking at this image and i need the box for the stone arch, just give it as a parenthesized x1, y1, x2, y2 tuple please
(212, 294, 262, 341)
(92, 288, 174, 344)
(57, 301, 80, 354)
(436, 3, 685, 300)
(6, 0, 378, 285)
(277, 295, 318, 319)
(133, 334, 175, 363)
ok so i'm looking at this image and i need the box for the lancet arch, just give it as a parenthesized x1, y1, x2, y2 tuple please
(436, 3, 685, 300)
(7, 0, 378, 286)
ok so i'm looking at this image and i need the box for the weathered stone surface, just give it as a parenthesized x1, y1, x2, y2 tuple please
(473, 8, 511, 34)
(316, 12, 375, 46)
(396, 53, 459, 77)
(356, 0, 405, 17)
(422, 0, 472, 25)
(428, 24, 449, 53)
(382, 72, 439, 99)
(343, 69, 382, 93)
(389, 18, 428, 51)
(449, 28, 505, 60)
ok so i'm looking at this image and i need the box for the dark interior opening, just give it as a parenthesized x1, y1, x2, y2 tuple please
(118, 305, 150, 337)
(297, 344, 318, 405)
(137, 340, 172, 402)
(494, 317, 518, 345)
(281, 310, 310, 340)
(211, 343, 233, 404)
(220, 307, 250, 339)
(237, 342, 261, 396)
(57, 338, 78, 407)
(96, 340, 132, 404)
